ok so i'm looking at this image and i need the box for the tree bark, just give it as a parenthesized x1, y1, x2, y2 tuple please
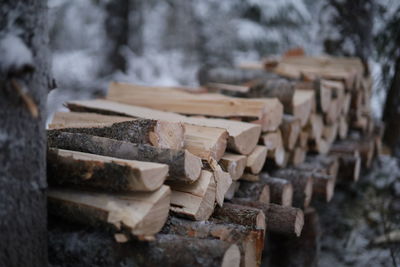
(48, 132, 202, 183)
(0, 1, 50, 266)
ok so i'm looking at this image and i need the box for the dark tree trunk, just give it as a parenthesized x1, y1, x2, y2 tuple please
(383, 56, 400, 156)
(103, 0, 143, 75)
(0, 1, 50, 266)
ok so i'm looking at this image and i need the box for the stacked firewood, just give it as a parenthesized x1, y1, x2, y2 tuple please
(47, 55, 383, 267)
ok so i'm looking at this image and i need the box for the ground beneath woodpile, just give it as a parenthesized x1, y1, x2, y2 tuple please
(316, 155, 400, 267)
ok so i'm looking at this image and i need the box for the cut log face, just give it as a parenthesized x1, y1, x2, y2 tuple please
(213, 203, 266, 231)
(230, 199, 304, 237)
(167, 170, 216, 221)
(224, 181, 240, 200)
(106, 82, 282, 132)
(235, 181, 270, 204)
(288, 90, 314, 127)
(289, 147, 306, 166)
(272, 169, 313, 208)
(49, 114, 185, 150)
(220, 153, 247, 181)
(48, 131, 202, 183)
(298, 130, 309, 149)
(245, 145, 268, 174)
(260, 175, 293, 207)
(48, 185, 171, 238)
(67, 100, 261, 155)
(280, 115, 301, 150)
(333, 153, 361, 181)
(162, 216, 264, 267)
(48, 148, 168, 192)
(261, 130, 282, 151)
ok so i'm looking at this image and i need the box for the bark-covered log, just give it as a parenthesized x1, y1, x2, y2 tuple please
(162, 216, 264, 267)
(334, 152, 361, 182)
(48, 186, 171, 239)
(301, 155, 339, 179)
(0, 1, 50, 265)
(260, 175, 293, 207)
(49, 227, 240, 267)
(213, 203, 266, 231)
(48, 131, 202, 183)
(67, 99, 261, 155)
(47, 148, 168, 192)
(272, 169, 313, 208)
(230, 199, 304, 237)
(268, 207, 320, 267)
(49, 118, 184, 150)
(234, 181, 270, 203)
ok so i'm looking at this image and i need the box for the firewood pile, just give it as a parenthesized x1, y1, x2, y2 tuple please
(47, 55, 384, 267)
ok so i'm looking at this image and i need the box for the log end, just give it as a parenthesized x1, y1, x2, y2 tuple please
(256, 211, 267, 231)
(326, 178, 336, 202)
(154, 121, 185, 150)
(230, 124, 262, 155)
(294, 209, 305, 237)
(282, 183, 293, 207)
(304, 177, 313, 208)
(259, 184, 270, 204)
(221, 244, 241, 267)
(184, 150, 203, 182)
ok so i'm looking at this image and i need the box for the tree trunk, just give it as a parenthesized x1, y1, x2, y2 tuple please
(0, 1, 50, 266)
(383, 56, 400, 156)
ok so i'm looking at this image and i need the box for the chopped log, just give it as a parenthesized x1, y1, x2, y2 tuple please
(224, 181, 240, 200)
(67, 100, 261, 155)
(338, 116, 349, 139)
(245, 145, 268, 174)
(48, 185, 171, 238)
(235, 181, 270, 203)
(296, 79, 331, 113)
(213, 203, 266, 231)
(287, 89, 314, 126)
(230, 199, 304, 237)
(268, 207, 320, 267)
(303, 155, 339, 179)
(49, 116, 184, 150)
(240, 173, 260, 182)
(260, 130, 282, 150)
(267, 145, 286, 168)
(323, 122, 338, 144)
(272, 169, 313, 208)
(167, 170, 216, 221)
(48, 131, 202, 183)
(219, 153, 247, 181)
(325, 98, 341, 125)
(106, 82, 283, 132)
(49, 227, 240, 267)
(334, 153, 361, 181)
(199, 66, 294, 108)
(298, 130, 309, 149)
(289, 146, 307, 166)
(330, 138, 374, 168)
(49, 111, 132, 128)
(307, 113, 324, 142)
(47, 149, 168, 192)
(260, 175, 293, 207)
(162, 216, 264, 267)
(280, 115, 301, 150)
(309, 138, 331, 154)
(206, 158, 233, 207)
(311, 173, 335, 202)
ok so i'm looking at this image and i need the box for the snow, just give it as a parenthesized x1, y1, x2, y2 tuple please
(0, 34, 33, 73)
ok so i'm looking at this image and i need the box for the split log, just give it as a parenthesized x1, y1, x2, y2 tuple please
(167, 170, 216, 221)
(106, 82, 283, 132)
(205, 158, 233, 207)
(224, 181, 240, 200)
(245, 145, 268, 174)
(267, 145, 286, 168)
(289, 147, 307, 166)
(48, 185, 171, 238)
(325, 98, 341, 125)
(330, 138, 374, 168)
(240, 173, 260, 182)
(51, 111, 227, 161)
(280, 115, 301, 150)
(323, 122, 338, 144)
(213, 203, 266, 231)
(272, 169, 313, 208)
(268, 207, 320, 267)
(302, 155, 340, 179)
(219, 153, 247, 181)
(235, 181, 270, 203)
(260, 175, 293, 207)
(67, 100, 261, 155)
(49, 115, 184, 150)
(287, 89, 314, 126)
(260, 130, 282, 150)
(298, 130, 309, 149)
(296, 79, 332, 113)
(162, 216, 264, 267)
(338, 115, 349, 139)
(307, 113, 324, 142)
(198, 66, 294, 108)
(47, 149, 168, 192)
(334, 153, 361, 182)
(48, 131, 202, 183)
(230, 199, 304, 237)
